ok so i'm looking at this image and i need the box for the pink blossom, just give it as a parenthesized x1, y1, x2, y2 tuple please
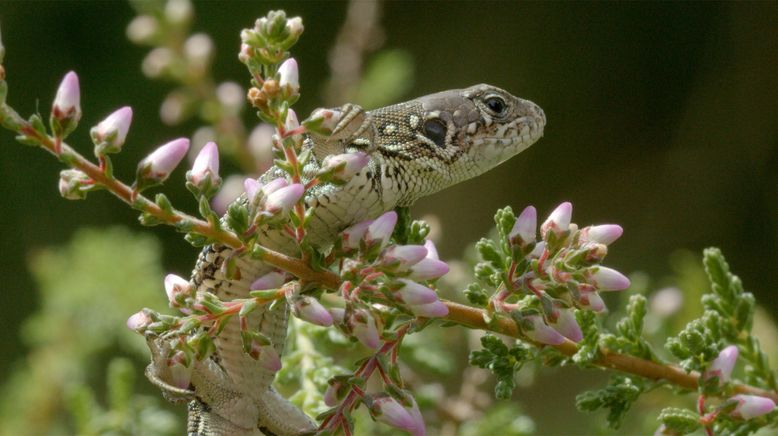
(278, 58, 299, 95)
(293, 296, 334, 327)
(550, 308, 583, 342)
(524, 314, 566, 345)
(249, 343, 282, 372)
(321, 152, 370, 182)
(126, 310, 152, 331)
(372, 396, 426, 436)
(423, 240, 439, 260)
(91, 106, 133, 154)
(164, 273, 191, 306)
(579, 290, 607, 312)
(352, 311, 380, 349)
(541, 201, 572, 239)
(168, 351, 192, 389)
(51, 71, 81, 124)
(306, 108, 343, 133)
(383, 245, 428, 269)
(188, 141, 220, 188)
(284, 108, 300, 132)
(509, 205, 537, 245)
(244, 178, 261, 204)
(704, 345, 739, 384)
(396, 279, 438, 305)
(342, 219, 373, 249)
(588, 266, 631, 291)
(264, 183, 304, 214)
(250, 271, 286, 291)
(729, 394, 776, 420)
(285, 17, 303, 38)
(366, 211, 398, 248)
(262, 177, 289, 196)
(580, 224, 623, 245)
(137, 138, 190, 184)
(408, 258, 449, 281)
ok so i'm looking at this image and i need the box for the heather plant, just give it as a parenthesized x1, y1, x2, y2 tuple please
(0, 3, 776, 435)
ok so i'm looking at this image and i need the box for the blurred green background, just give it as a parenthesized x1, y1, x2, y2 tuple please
(0, 1, 776, 434)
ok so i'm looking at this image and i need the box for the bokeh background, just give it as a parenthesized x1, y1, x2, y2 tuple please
(0, 1, 776, 434)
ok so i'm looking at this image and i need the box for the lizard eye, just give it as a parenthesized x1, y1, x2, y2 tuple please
(423, 119, 447, 148)
(485, 96, 506, 115)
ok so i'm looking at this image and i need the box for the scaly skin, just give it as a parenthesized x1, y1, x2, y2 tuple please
(144, 84, 546, 435)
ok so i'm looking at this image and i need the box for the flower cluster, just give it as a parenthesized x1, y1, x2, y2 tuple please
(469, 202, 629, 345)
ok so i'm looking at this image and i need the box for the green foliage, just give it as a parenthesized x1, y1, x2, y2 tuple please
(0, 227, 181, 434)
(600, 295, 656, 361)
(66, 358, 178, 435)
(702, 248, 776, 390)
(572, 310, 600, 365)
(575, 375, 645, 429)
(657, 407, 701, 435)
(459, 403, 536, 436)
(469, 335, 532, 400)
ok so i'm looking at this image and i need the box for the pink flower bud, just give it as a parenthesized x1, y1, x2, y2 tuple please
(366, 211, 397, 248)
(278, 58, 300, 95)
(320, 152, 370, 182)
(329, 307, 346, 324)
(396, 279, 438, 305)
(579, 290, 607, 312)
(383, 245, 428, 269)
(306, 108, 343, 133)
(580, 224, 623, 246)
(342, 219, 373, 249)
(588, 266, 630, 291)
(187, 141, 220, 188)
(524, 314, 566, 345)
(541, 201, 572, 239)
(51, 71, 81, 127)
(527, 241, 546, 259)
(244, 178, 261, 204)
(423, 239, 439, 260)
(293, 296, 333, 327)
(372, 395, 426, 436)
(408, 258, 450, 281)
(262, 177, 289, 196)
(250, 271, 286, 291)
(136, 138, 190, 186)
(352, 311, 380, 349)
(164, 273, 191, 307)
(91, 106, 133, 154)
(249, 343, 282, 372)
(284, 108, 300, 132)
(550, 308, 583, 342)
(729, 394, 776, 420)
(58, 169, 90, 200)
(704, 345, 738, 384)
(126, 310, 153, 331)
(264, 183, 304, 214)
(168, 351, 192, 389)
(323, 380, 342, 407)
(410, 300, 449, 318)
(509, 205, 537, 245)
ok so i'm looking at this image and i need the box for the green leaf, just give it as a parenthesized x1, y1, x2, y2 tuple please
(575, 375, 644, 429)
(464, 282, 489, 307)
(657, 407, 701, 434)
(476, 238, 504, 269)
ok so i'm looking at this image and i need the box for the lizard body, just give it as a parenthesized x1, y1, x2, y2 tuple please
(145, 84, 546, 435)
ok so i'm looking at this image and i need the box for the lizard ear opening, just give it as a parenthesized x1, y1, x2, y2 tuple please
(423, 118, 447, 148)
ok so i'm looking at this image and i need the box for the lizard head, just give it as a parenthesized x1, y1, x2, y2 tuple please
(372, 83, 546, 203)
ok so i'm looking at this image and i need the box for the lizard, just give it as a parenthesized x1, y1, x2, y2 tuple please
(143, 84, 546, 435)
